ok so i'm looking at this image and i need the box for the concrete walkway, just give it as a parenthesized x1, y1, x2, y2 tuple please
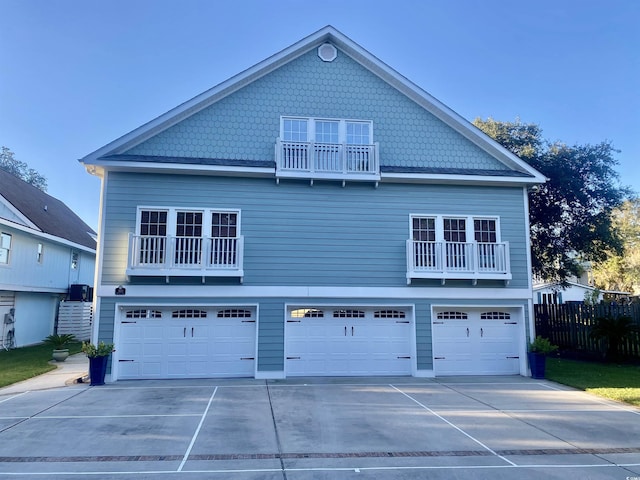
(0, 352, 89, 395)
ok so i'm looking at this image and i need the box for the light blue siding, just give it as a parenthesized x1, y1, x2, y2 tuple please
(101, 172, 528, 288)
(0, 225, 95, 292)
(125, 49, 507, 172)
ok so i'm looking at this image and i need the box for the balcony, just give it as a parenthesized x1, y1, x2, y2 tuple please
(406, 240, 511, 285)
(127, 234, 244, 282)
(275, 139, 380, 184)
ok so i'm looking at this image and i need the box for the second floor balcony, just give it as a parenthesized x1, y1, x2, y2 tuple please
(127, 234, 244, 281)
(275, 139, 380, 183)
(406, 240, 512, 285)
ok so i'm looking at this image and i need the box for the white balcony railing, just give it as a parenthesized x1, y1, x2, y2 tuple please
(406, 240, 511, 284)
(275, 139, 380, 181)
(127, 234, 244, 280)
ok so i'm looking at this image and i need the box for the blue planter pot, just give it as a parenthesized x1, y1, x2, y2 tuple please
(89, 356, 109, 386)
(528, 352, 546, 379)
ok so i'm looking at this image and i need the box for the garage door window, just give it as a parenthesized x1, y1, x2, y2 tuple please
(217, 309, 252, 318)
(374, 310, 406, 318)
(480, 311, 511, 320)
(172, 309, 207, 318)
(125, 309, 162, 319)
(291, 308, 325, 318)
(436, 311, 468, 320)
(333, 310, 365, 318)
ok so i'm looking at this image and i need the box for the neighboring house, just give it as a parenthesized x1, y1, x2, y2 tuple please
(80, 26, 545, 381)
(534, 282, 630, 305)
(0, 168, 96, 347)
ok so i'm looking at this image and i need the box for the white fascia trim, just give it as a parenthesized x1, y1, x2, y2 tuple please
(97, 284, 533, 300)
(0, 194, 39, 230)
(381, 172, 539, 186)
(0, 284, 66, 294)
(0, 218, 96, 254)
(84, 161, 275, 179)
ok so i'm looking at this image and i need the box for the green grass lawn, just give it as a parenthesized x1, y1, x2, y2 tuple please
(0, 342, 83, 389)
(545, 357, 640, 407)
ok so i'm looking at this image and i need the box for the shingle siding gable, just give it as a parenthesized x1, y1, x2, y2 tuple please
(124, 48, 509, 173)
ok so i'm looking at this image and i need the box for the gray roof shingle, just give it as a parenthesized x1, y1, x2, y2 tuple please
(0, 168, 96, 250)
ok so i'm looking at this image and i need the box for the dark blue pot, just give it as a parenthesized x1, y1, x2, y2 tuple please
(528, 352, 546, 379)
(89, 356, 109, 386)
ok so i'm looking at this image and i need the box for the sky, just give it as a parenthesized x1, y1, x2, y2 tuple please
(1, 0, 638, 232)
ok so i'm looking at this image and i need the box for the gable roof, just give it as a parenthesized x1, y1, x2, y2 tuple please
(0, 168, 96, 250)
(80, 26, 545, 185)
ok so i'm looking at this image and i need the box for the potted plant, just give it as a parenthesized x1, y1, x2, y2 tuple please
(528, 336, 558, 379)
(82, 341, 114, 386)
(43, 333, 76, 362)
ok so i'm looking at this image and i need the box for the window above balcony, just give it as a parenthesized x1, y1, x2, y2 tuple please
(276, 116, 380, 184)
(127, 207, 244, 282)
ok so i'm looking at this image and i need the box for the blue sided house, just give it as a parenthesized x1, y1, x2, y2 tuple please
(81, 26, 545, 381)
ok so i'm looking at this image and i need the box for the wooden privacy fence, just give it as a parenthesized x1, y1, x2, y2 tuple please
(534, 303, 640, 358)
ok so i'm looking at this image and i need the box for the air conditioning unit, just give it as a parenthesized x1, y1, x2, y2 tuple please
(69, 284, 91, 302)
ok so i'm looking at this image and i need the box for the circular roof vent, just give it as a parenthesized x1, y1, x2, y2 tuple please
(317, 43, 337, 62)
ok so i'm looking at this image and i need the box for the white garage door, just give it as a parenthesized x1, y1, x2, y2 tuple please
(286, 307, 413, 376)
(116, 306, 256, 380)
(432, 308, 520, 375)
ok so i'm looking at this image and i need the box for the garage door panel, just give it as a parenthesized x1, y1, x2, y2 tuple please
(433, 309, 521, 376)
(117, 306, 256, 380)
(286, 308, 413, 377)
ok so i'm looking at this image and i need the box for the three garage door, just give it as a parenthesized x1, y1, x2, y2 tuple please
(285, 307, 413, 376)
(432, 308, 521, 375)
(116, 306, 256, 380)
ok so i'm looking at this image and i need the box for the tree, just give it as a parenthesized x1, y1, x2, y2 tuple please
(591, 199, 640, 295)
(473, 118, 630, 284)
(0, 146, 48, 191)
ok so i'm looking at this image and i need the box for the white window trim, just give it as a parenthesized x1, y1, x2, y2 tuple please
(135, 207, 241, 237)
(409, 214, 501, 243)
(0, 232, 11, 265)
(280, 116, 374, 144)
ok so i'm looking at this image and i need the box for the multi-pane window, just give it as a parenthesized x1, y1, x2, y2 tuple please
(444, 218, 467, 243)
(140, 210, 167, 236)
(315, 121, 339, 143)
(474, 219, 497, 243)
(136, 208, 240, 267)
(175, 212, 203, 265)
(176, 212, 202, 237)
(281, 117, 373, 145)
(412, 217, 436, 242)
(0, 233, 11, 264)
(212, 212, 237, 238)
(346, 122, 370, 145)
(410, 215, 501, 272)
(283, 118, 308, 142)
(139, 210, 168, 265)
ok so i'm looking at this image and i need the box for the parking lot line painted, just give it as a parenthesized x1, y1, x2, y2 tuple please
(0, 392, 28, 404)
(177, 386, 217, 472)
(389, 384, 518, 467)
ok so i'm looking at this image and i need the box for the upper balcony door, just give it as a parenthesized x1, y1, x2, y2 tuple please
(277, 117, 379, 182)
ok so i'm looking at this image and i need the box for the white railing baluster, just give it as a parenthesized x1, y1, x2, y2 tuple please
(407, 240, 510, 280)
(277, 140, 379, 178)
(128, 235, 243, 274)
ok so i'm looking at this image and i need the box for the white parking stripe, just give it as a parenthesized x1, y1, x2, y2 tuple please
(389, 384, 518, 467)
(177, 386, 217, 472)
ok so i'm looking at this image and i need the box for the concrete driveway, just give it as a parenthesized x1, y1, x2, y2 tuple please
(0, 376, 639, 479)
